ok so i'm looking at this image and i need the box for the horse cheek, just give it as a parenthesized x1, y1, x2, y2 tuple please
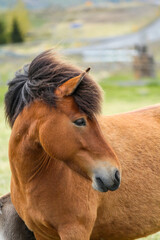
(38, 120, 77, 161)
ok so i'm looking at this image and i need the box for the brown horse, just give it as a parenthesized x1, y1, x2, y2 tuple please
(2, 105, 160, 240)
(5, 50, 121, 240)
(3, 80, 160, 239)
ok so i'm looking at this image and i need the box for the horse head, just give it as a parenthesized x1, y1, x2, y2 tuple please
(5, 50, 121, 193)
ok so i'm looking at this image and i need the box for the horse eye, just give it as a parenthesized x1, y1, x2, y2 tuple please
(73, 118, 86, 126)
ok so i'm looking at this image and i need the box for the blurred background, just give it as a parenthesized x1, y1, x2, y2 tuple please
(0, 1, 160, 239)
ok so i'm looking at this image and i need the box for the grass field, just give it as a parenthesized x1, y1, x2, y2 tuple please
(0, 86, 10, 196)
(1, 76, 160, 239)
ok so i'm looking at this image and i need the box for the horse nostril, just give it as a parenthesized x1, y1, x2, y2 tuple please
(115, 170, 120, 184)
(95, 177, 108, 192)
(96, 177, 104, 187)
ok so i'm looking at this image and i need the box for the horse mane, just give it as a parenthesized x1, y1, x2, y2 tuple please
(5, 50, 102, 127)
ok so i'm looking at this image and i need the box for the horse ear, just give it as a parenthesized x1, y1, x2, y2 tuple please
(55, 68, 90, 98)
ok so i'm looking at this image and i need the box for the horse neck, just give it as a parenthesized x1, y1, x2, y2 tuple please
(99, 107, 160, 172)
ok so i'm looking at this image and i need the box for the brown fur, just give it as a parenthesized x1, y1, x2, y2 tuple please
(92, 105, 160, 239)
(6, 51, 121, 240)
(6, 51, 160, 240)
(2, 104, 160, 239)
(8, 97, 120, 240)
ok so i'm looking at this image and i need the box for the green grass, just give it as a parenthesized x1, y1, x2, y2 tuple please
(0, 86, 7, 103)
(100, 83, 160, 115)
(0, 86, 11, 196)
(1, 77, 160, 239)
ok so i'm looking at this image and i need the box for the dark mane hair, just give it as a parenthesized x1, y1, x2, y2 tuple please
(5, 50, 102, 127)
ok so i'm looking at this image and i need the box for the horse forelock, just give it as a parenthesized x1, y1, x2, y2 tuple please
(5, 50, 102, 128)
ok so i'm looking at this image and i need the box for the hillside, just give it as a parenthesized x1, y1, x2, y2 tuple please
(0, 0, 159, 10)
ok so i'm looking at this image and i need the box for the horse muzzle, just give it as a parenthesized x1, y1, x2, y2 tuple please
(92, 167, 121, 193)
